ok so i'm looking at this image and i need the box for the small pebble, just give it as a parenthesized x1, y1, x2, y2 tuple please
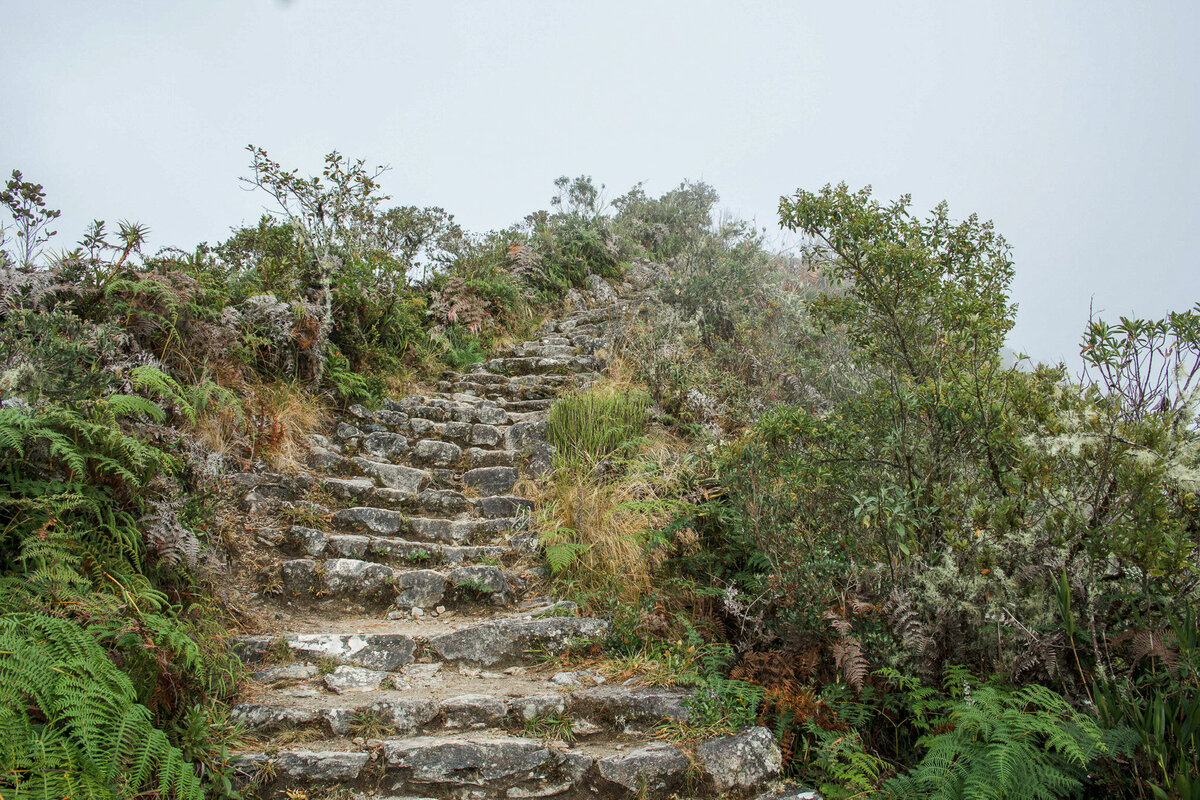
(435, 605, 446, 614)
(411, 607, 425, 618)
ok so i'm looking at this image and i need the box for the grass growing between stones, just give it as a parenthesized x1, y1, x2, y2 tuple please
(522, 711, 577, 742)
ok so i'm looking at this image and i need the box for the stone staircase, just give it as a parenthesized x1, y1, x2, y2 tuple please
(224, 279, 804, 799)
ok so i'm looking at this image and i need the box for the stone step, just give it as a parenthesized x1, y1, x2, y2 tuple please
(232, 726, 781, 799)
(474, 355, 605, 378)
(329, 507, 526, 544)
(382, 396, 509, 426)
(232, 615, 612, 670)
(274, 558, 526, 608)
(287, 525, 507, 566)
(497, 398, 555, 413)
(231, 682, 692, 740)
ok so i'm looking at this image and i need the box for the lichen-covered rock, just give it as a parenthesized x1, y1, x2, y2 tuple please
(410, 439, 462, 467)
(461, 466, 518, 495)
(323, 665, 388, 693)
(416, 488, 471, 514)
(597, 742, 689, 794)
(697, 726, 782, 793)
(273, 749, 368, 780)
(325, 534, 370, 558)
(570, 686, 691, 727)
(320, 558, 395, 596)
(406, 516, 476, 543)
(441, 694, 508, 728)
(282, 633, 415, 670)
(394, 569, 447, 608)
(372, 697, 440, 731)
(427, 617, 610, 666)
(586, 274, 617, 305)
(504, 420, 548, 452)
(333, 506, 406, 535)
(351, 457, 430, 495)
(290, 526, 328, 557)
(473, 403, 507, 425)
(382, 735, 554, 787)
(322, 477, 375, 499)
(361, 431, 409, 461)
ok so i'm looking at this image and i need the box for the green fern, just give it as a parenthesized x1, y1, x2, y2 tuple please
(0, 613, 203, 799)
(884, 669, 1138, 800)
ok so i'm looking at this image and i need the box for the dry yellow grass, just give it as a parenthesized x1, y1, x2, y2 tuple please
(254, 381, 330, 471)
(537, 426, 692, 603)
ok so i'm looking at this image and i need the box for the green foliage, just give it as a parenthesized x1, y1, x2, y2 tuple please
(884, 668, 1137, 800)
(1, 168, 61, 268)
(522, 711, 576, 742)
(548, 385, 649, 472)
(682, 643, 764, 733)
(0, 612, 203, 800)
(1093, 608, 1200, 799)
(612, 179, 718, 260)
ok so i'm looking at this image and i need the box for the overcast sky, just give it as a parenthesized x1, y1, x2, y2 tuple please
(3, 1, 1197, 366)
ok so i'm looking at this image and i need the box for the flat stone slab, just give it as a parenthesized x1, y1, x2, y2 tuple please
(351, 458, 430, 495)
(570, 685, 692, 726)
(427, 617, 610, 666)
(233, 633, 416, 671)
(275, 749, 369, 780)
(441, 694, 508, 729)
(324, 665, 388, 694)
(383, 734, 556, 787)
(461, 466, 518, 495)
(333, 506, 406, 535)
(322, 477, 375, 499)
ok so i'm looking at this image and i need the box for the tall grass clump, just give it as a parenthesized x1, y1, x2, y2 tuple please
(548, 385, 649, 472)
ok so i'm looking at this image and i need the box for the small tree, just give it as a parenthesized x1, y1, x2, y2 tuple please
(1, 170, 61, 269)
(241, 145, 389, 386)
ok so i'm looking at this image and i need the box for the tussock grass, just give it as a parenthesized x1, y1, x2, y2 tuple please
(548, 383, 649, 472)
(248, 380, 330, 471)
(538, 396, 692, 603)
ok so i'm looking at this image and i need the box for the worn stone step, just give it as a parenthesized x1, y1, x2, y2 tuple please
(496, 398, 555, 413)
(383, 396, 509, 426)
(475, 355, 605, 378)
(273, 558, 526, 608)
(287, 526, 507, 566)
(329, 506, 526, 544)
(232, 615, 613, 670)
(231, 683, 692, 740)
(232, 726, 781, 799)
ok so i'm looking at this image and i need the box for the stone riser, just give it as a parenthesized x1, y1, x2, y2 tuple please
(232, 685, 692, 740)
(232, 617, 612, 671)
(274, 558, 527, 608)
(234, 726, 780, 800)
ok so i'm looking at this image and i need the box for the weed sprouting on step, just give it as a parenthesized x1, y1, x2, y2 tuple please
(348, 708, 396, 739)
(522, 711, 576, 742)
